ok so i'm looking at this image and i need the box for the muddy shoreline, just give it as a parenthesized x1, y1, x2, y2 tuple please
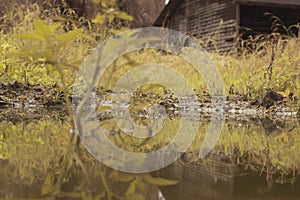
(0, 82, 299, 119)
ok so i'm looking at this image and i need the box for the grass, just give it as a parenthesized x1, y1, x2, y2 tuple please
(0, 3, 299, 103)
(216, 36, 300, 100)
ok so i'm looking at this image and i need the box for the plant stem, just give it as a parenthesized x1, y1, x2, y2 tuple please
(99, 167, 112, 200)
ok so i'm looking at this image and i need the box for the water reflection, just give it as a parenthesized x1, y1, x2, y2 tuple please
(0, 107, 299, 199)
(158, 159, 300, 200)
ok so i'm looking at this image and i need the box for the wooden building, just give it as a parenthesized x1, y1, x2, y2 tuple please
(154, 0, 300, 53)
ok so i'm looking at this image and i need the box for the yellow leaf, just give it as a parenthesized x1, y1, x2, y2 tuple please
(17, 33, 44, 40)
(109, 170, 135, 182)
(143, 174, 178, 186)
(34, 19, 51, 41)
(92, 13, 106, 25)
(121, 29, 139, 39)
(285, 88, 291, 96)
(41, 174, 54, 196)
(101, 2, 108, 8)
(39, 51, 57, 64)
(110, 27, 130, 35)
(141, 83, 164, 93)
(50, 23, 62, 33)
(135, 177, 146, 191)
(125, 180, 136, 196)
(294, 89, 300, 97)
(278, 88, 290, 98)
(118, 12, 134, 21)
(55, 29, 83, 48)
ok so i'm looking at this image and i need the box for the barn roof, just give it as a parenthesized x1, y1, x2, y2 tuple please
(234, 0, 300, 6)
(154, 0, 300, 26)
(153, 0, 181, 26)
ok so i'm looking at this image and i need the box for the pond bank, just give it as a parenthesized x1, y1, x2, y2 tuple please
(0, 82, 299, 119)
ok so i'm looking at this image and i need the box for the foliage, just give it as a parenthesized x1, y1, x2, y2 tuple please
(0, 0, 133, 87)
(0, 3, 88, 86)
(212, 35, 300, 102)
(0, 117, 70, 185)
(91, 0, 133, 36)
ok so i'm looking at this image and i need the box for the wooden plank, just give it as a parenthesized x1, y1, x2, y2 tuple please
(195, 21, 236, 34)
(165, 0, 238, 52)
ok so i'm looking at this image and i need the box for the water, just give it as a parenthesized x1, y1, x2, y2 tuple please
(0, 106, 299, 199)
(158, 162, 300, 200)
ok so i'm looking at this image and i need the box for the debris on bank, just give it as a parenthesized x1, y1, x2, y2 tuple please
(0, 82, 299, 119)
(0, 82, 65, 108)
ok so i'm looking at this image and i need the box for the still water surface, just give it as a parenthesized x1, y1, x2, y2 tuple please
(0, 107, 299, 199)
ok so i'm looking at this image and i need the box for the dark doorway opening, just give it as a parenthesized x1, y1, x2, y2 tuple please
(239, 5, 300, 39)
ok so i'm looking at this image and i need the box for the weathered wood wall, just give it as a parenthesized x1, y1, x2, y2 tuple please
(120, 0, 165, 27)
(167, 0, 238, 53)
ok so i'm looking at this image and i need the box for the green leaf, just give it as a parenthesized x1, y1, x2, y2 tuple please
(92, 14, 106, 25)
(50, 23, 62, 33)
(17, 33, 45, 40)
(110, 27, 130, 35)
(140, 83, 164, 93)
(38, 51, 57, 64)
(101, 2, 108, 8)
(34, 19, 51, 41)
(55, 29, 83, 48)
(109, 170, 135, 182)
(41, 174, 54, 196)
(118, 12, 134, 21)
(125, 180, 136, 196)
(143, 174, 178, 186)
(119, 28, 139, 38)
(135, 177, 146, 192)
